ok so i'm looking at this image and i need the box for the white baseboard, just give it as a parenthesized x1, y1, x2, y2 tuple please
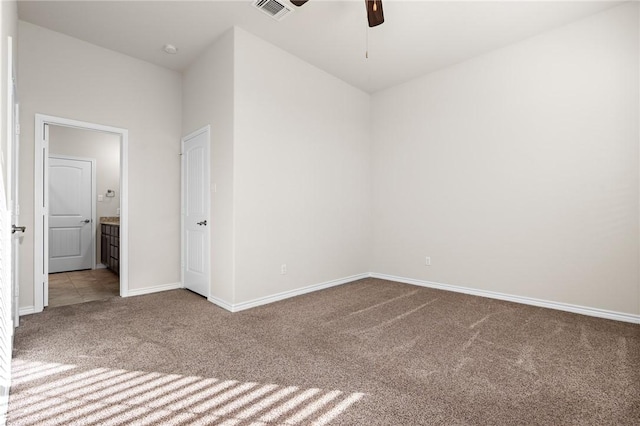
(125, 282, 182, 297)
(19, 306, 35, 316)
(208, 296, 234, 312)
(370, 273, 640, 324)
(95, 263, 107, 269)
(209, 273, 369, 313)
(22, 269, 633, 324)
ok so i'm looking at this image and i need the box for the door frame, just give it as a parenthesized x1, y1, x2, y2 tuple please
(7, 35, 19, 326)
(181, 125, 211, 298)
(2, 35, 18, 418)
(34, 114, 128, 312)
(48, 154, 97, 273)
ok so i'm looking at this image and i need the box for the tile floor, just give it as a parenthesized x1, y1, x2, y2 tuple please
(48, 269, 120, 308)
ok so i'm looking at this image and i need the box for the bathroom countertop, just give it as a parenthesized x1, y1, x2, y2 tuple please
(100, 217, 120, 226)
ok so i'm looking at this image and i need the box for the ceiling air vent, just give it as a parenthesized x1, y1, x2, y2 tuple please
(252, 0, 294, 21)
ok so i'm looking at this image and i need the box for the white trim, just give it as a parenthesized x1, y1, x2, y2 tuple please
(370, 273, 640, 325)
(18, 306, 35, 316)
(126, 282, 182, 297)
(18, 267, 639, 324)
(207, 296, 234, 312)
(34, 114, 129, 311)
(95, 263, 107, 269)
(34, 120, 46, 312)
(208, 273, 369, 313)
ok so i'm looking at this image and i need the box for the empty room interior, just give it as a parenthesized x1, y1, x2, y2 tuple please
(0, 0, 639, 425)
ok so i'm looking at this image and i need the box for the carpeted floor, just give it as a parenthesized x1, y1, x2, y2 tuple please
(7, 278, 640, 425)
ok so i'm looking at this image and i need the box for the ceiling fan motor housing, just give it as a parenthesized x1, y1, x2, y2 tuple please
(290, 0, 385, 27)
(366, 0, 385, 27)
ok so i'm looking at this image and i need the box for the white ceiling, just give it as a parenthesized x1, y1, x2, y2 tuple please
(17, 0, 623, 93)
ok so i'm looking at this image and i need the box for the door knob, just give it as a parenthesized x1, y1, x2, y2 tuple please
(197, 220, 207, 226)
(82, 219, 91, 223)
(12, 225, 26, 234)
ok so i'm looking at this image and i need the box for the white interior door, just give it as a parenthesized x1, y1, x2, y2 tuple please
(182, 127, 210, 297)
(48, 156, 94, 273)
(2, 34, 19, 410)
(8, 37, 20, 325)
(10, 103, 19, 325)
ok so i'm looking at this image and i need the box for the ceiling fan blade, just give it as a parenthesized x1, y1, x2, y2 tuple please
(365, 0, 384, 27)
(290, 0, 309, 6)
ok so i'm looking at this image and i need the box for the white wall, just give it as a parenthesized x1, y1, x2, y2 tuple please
(18, 21, 182, 308)
(371, 3, 640, 315)
(182, 28, 235, 303)
(0, 0, 17, 202)
(233, 28, 371, 304)
(183, 27, 371, 307)
(49, 125, 120, 265)
(15, 3, 638, 318)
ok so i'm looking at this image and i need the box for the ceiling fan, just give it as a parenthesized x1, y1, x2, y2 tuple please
(290, 0, 385, 27)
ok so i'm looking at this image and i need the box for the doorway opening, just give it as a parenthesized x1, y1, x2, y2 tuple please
(48, 127, 120, 307)
(34, 115, 128, 312)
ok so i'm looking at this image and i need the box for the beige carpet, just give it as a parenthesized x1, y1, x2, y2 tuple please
(8, 278, 640, 425)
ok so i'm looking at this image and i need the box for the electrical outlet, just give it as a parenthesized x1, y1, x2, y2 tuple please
(281, 264, 287, 275)
(425, 256, 431, 266)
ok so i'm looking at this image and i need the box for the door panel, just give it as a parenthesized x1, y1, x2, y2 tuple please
(8, 37, 20, 324)
(182, 128, 210, 297)
(48, 157, 93, 273)
(187, 230, 204, 273)
(50, 166, 82, 214)
(50, 228, 82, 257)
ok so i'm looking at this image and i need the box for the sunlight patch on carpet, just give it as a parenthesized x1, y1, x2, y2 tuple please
(9, 359, 364, 425)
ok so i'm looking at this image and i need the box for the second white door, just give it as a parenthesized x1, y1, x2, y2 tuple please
(49, 156, 94, 273)
(182, 127, 210, 297)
